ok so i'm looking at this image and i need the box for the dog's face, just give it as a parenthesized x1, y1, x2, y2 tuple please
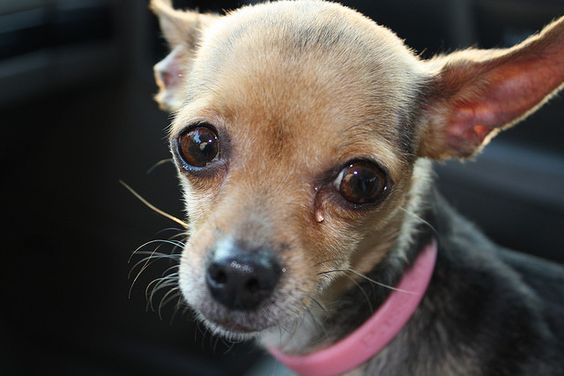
(151, 0, 563, 340)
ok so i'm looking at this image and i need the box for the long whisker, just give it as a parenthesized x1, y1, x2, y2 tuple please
(169, 295, 185, 325)
(156, 226, 184, 234)
(128, 239, 185, 263)
(128, 244, 167, 298)
(145, 275, 172, 310)
(399, 206, 438, 236)
(120, 180, 188, 229)
(146, 158, 173, 174)
(128, 228, 187, 321)
(169, 231, 188, 240)
(131, 252, 181, 265)
(288, 308, 305, 340)
(129, 252, 179, 280)
(128, 240, 183, 279)
(310, 296, 329, 313)
(345, 268, 416, 295)
(148, 275, 179, 311)
(304, 304, 327, 339)
(343, 273, 374, 313)
(160, 264, 179, 276)
(158, 286, 181, 320)
(318, 269, 415, 294)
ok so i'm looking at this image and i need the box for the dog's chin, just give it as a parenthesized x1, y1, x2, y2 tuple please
(198, 313, 262, 341)
(193, 302, 282, 341)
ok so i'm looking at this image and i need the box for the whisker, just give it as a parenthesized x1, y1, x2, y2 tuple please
(345, 268, 416, 295)
(310, 296, 329, 313)
(120, 180, 188, 229)
(158, 286, 180, 320)
(343, 273, 374, 313)
(128, 239, 184, 263)
(129, 244, 176, 298)
(129, 252, 178, 281)
(169, 295, 185, 325)
(149, 279, 178, 312)
(160, 264, 179, 276)
(318, 269, 416, 294)
(399, 206, 438, 236)
(169, 231, 188, 240)
(131, 252, 181, 265)
(304, 304, 327, 339)
(147, 158, 173, 174)
(223, 340, 237, 355)
(288, 309, 304, 339)
(156, 226, 185, 236)
(145, 274, 178, 310)
(129, 268, 155, 300)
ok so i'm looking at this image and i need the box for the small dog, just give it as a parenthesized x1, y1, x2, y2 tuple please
(150, 0, 564, 374)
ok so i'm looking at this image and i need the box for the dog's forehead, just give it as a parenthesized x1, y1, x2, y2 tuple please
(187, 1, 420, 102)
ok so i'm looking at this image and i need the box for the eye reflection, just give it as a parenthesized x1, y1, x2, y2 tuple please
(177, 125, 219, 168)
(335, 161, 388, 205)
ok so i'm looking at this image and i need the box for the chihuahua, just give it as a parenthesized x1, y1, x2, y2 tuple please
(149, 0, 564, 375)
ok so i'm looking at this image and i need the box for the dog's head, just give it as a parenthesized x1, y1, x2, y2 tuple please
(151, 0, 563, 341)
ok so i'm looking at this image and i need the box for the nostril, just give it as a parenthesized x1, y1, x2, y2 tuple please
(208, 263, 228, 285)
(245, 277, 260, 294)
(212, 269, 227, 284)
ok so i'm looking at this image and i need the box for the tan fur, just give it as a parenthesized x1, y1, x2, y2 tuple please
(151, 0, 219, 111)
(150, 0, 564, 360)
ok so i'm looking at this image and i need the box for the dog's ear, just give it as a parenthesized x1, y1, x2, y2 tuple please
(418, 16, 563, 159)
(150, 0, 219, 111)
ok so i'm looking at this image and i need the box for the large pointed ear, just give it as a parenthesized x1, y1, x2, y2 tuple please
(150, 0, 219, 111)
(418, 16, 564, 159)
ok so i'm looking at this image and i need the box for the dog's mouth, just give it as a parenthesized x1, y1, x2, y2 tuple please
(203, 314, 258, 334)
(196, 304, 281, 338)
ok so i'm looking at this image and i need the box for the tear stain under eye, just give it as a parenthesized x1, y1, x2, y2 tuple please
(313, 185, 325, 223)
(315, 210, 325, 223)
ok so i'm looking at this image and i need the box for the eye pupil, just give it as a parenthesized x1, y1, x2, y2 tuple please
(339, 161, 386, 204)
(177, 125, 219, 168)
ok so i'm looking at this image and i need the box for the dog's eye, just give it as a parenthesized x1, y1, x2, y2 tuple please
(177, 125, 219, 167)
(335, 161, 388, 205)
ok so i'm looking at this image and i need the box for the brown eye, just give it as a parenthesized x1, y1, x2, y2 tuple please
(177, 125, 219, 168)
(335, 161, 388, 205)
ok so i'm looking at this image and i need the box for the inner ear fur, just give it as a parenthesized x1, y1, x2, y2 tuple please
(150, 0, 217, 49)
(150, 0, 219, 112)
(418, 16, 564, 160)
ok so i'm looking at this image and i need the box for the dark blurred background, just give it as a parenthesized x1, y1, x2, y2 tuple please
(1, 0, 563, 375)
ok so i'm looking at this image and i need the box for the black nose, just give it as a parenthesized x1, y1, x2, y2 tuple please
(206, 250, 281, 311)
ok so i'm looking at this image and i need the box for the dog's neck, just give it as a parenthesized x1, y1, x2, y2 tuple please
(259, 159, 434, 355)
(268, 241, 437, 376)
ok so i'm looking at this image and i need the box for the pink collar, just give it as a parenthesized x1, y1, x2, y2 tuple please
(267, 240, 437, 376)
